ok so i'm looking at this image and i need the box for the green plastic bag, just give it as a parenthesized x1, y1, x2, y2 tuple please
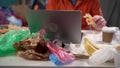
(0, 30, 36, 56)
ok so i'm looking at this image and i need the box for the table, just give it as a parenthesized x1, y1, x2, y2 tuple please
(0, 30, 115, 68)
(0, 55, 114, 68)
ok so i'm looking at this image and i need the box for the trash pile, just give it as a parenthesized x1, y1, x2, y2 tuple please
(0, 26, 119, 66)
(0, 29, 75, 66)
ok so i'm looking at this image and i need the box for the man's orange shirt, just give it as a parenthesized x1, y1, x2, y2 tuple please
(46, 0, 102, 30)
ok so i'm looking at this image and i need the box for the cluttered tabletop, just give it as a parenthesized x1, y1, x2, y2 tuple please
(0, 55, 114, 68)
(0, 25, 120, 68)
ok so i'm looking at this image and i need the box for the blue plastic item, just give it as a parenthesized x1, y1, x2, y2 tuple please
(49, 54, 72, 66)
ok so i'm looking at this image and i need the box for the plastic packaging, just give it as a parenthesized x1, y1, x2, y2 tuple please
(0, 30, 36, 56)
(46, 41, 75, 66)
(89, 46, 116, 64)
(49, 54, 72, 66)
(7, 16, 22, 26)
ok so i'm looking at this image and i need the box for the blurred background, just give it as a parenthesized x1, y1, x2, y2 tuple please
(0, 0, 120, 28)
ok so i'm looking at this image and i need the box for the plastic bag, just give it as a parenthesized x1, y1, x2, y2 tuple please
(0, 8, 10, 25)
(0, 30, 36, 56)
(46, 42, 75, 66)
(49, 54, 72, 66)
(89, 47, 116, 64)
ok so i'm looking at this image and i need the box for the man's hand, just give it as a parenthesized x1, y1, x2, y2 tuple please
(92, 15, 106, 31)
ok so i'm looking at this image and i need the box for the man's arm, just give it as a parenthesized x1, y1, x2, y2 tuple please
(90, 0, 106, 31)
(91, 0, 102, 16)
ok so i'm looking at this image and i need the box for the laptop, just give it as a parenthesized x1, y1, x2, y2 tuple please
(26, 10, 82, 44)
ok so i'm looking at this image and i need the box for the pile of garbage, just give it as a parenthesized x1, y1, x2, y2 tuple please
(0, 29, 75, 66)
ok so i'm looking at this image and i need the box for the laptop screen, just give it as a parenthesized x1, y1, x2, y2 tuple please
(26, 10, 82, 43)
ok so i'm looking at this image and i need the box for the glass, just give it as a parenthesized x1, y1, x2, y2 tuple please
(114, 29, 120, 43)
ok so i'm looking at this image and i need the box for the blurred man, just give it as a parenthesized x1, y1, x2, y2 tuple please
(46, 0, 106, 31)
